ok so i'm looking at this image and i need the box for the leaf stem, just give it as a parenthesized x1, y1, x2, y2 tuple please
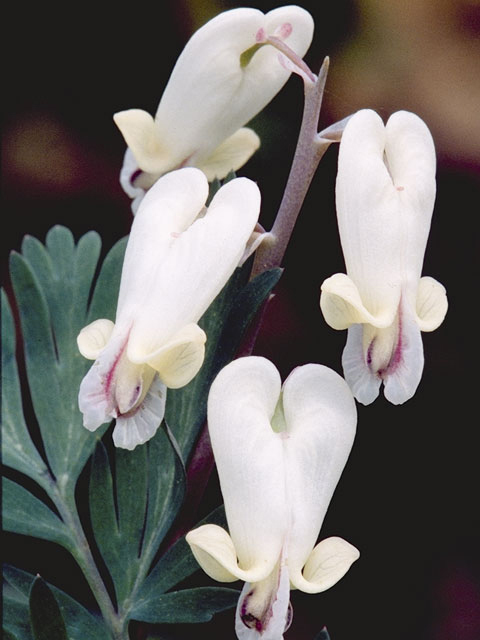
(49, 479, 129, 640)
(251, 57, 332, 278)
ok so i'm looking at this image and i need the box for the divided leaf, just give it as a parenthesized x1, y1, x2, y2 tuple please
(29, 576, 68, 640)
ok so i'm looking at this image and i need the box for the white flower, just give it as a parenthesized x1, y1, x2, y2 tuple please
(114, 6, 314, 211)
(186, 356, 358, 639)
(320, 109, 448, 405)
(77, 168, 260, 450)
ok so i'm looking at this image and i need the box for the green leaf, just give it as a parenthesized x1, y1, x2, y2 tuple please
(7, 229, 124, 494)
(2, 478, 73, 552)
(89, 424, 186, 609)
(314, 629, 332, 640)
(131, 587, 239, 624)
(136, 506, 226, 602)
(166, 264, 282, 459)
(29, 576, 68, 640)
(1, 291, 50, 491)
(3, 565, 109, 640)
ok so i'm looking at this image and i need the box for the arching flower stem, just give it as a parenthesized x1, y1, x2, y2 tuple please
(251, 56, 333, 278)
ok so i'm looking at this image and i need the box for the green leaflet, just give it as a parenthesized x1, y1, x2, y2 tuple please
(2, 478, 74, 552)
(88, 424, 186, 614)
(7, 227, 126, 492)
(3, 565, 109, 640)
(29, 577, 68, 640)
(131, 587, 240, 624)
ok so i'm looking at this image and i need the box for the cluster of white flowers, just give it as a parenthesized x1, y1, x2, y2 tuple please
(77, 6, 447, 638)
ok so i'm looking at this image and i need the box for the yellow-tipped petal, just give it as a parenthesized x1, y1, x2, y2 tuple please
(320, 273, 398, 330)
(186, 524, 275, 584)
(291, 536, 360, 594)
(416, 276, 448, 331)
(197, 127, 260, 181)
(77, 319, 115, 359)
(135, 323, 206, 389)
(113, 109, 171, 174)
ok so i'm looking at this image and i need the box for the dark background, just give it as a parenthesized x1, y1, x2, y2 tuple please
(3, 1, 480, 639)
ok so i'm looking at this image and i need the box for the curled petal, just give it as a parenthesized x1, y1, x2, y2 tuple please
(112, 375, 167, 450)
(320, 273, 399, 330)
(133, 323, 206, 389)
(186, 524, 275, 584)
(415, 276, 448, 331)
(197, 127, 260, 182)
(77, 319, 115, 360)
(119, 148, 148, 214)
(113, 109, 167, 175)
(294, 537, 360, 594)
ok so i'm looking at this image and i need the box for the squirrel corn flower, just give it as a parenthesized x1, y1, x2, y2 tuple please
(320, 110, 448, 405)
(186, 357, 358, 639)
(114, 6, 314, 211)
(77, 168, 260, 450)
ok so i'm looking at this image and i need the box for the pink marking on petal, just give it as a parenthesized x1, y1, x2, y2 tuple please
(256, 27, 266, 43)
(105, 333, 130, 396)
(396, 186, 405, 191)
(274, 22, 292, 40)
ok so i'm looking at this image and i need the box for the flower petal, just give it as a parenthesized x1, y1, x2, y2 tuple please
(113, 109, 168, 175)
(280, 364, 357, 589)
(119, 148, 148, 213)
(235, 557, 291, 640)
(116, 7, 313, 176)
(77, 319, 115, 360)
(127, 176, 260, 357)
(383, 302, 424, 405)
(78, 331, 128, 430)
(134, 323, 206, 389)
(115, 167, 209, 320)
(112, 375, 167, 450)
(342, 324, 382, 405)
(186, 524, 272, 584)
(320, 273, 399, 330)
(298, 536, 360, 593)
(207, 356, 287, 577)
(415, 276, 448, 331)
(197, 127, 260, 182)
(335, 109, 404, 316)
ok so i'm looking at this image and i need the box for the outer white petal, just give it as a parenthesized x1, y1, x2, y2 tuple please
(196, 127, 260, 182)
(112, 375, 167, 450)
(320, 273, 399, 330)
(342, 324, 382, 405)
(299, 536, 360, 593)
(335, 109, 404, 317)
(127, 177, 260, 359)
(115, 7, 313, 175)
(415, 276, 448, 331)
(280, 364, 357, 590)
(385, 111, 436, 285)
(207, 356, 287, 577)
(77, 319, 115, 360)
(115, 167, 209, 319)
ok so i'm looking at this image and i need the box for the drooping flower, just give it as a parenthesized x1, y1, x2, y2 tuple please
(320, 109, 448, 405)
(77, 167, 260, 450)
(114, 6, 314, 211)
(186, 356, 359, 639)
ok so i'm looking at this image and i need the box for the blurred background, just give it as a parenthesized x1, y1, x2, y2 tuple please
(3, 1, 480, 639)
